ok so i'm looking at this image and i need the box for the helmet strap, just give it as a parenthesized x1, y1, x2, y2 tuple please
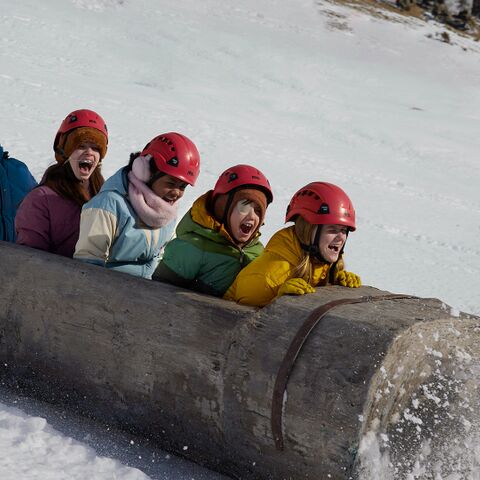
(328, 260, 338, 284)
(55, 131, 71, 163)
(337, 230, 349, 258)
(300, 241, 320, 257)
(328, 232, 349, 283)
(221, 191, 235, 231)
(304, 225, 328, 263)
(56, 147, 68, 162)
(147, 157, 166, 188)
(147, 170, 166, 188)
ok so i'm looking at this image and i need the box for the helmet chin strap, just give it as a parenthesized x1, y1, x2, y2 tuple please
(213, 190, 235, 238)
(221, 191, 234, 226)
(328, 230, 349, 284)
(56, 130, 71, 163)
(58, 148, 68, 163)
(299, 225, 327, 263)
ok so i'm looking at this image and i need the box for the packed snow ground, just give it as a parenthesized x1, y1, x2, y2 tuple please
(0, 387, 226, 480)
(1, 0, 480, 478)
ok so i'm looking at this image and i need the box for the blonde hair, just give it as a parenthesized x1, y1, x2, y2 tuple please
(293, 217, 317, 282)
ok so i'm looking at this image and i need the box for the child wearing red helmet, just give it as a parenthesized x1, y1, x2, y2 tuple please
(224, 182, 361, 307)
(15, 109, 107, 257)
(153, 164, 273, 297)
(74, 132, 200, 279)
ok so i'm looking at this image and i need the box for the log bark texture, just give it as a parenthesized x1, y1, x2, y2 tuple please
(0, 241, 477, 479)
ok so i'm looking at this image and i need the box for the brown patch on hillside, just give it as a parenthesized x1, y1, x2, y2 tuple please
(318, 0, 480, 41)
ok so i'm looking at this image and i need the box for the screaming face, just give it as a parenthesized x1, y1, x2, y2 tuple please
(229, 199, 262, 244)
(318, 224, 348, 263)
(68, 142, 101, 183)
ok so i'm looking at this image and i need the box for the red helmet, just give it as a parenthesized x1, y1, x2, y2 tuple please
(141, 133, 200, 186)
(212, 164, 273, 204)
(54, 109, 108, 152)
(285, 182, 356, 231)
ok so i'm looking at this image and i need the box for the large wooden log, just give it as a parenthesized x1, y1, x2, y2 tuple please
(0, 241, 478, 479)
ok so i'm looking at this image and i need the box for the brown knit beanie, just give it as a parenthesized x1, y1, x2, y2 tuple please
(55, 127, 108, 163)
(213, 188, 268, 228)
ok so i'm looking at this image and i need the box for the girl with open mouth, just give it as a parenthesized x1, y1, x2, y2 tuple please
(224, 181, 362, 307)
(74, 133, 200, 280)
(15, 109, 108, 258)
(153, 164, 273, 298)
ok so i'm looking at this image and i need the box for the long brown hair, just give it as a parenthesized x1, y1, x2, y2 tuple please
(41, 161, 104, 207)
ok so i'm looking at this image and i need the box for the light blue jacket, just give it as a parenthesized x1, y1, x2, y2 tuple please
(74, 167, 176, 279)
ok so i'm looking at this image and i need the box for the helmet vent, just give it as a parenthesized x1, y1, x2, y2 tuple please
(299, 189, 319, 200)
(159, 136, 175, 151)
(167, 157, 179, 167)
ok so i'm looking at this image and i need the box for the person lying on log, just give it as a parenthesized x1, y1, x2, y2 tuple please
(153, 164, 273, 297)
(74, 133, 200, 279)
(15, 109, 107, 258)
(223, 181, 361, 307)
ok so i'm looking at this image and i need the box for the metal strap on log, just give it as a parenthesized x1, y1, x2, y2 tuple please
(271, 293, 418, 451)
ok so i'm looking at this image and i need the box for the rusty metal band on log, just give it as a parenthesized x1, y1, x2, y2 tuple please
(271, 293, 419, 451)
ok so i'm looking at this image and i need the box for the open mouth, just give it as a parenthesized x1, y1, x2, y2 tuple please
(240, 222, 253, 235)
(328, 244, 340, 253)
(163, 196, 177, 205)
(78, 159, 94, 175)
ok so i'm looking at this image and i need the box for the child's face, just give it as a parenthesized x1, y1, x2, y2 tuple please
(68, 142, 101, 183)
(151, 175, 188, 205)
(229, 199, 262, 244)
(318, 224, 348, 263)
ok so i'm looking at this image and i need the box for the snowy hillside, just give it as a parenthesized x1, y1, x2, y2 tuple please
(3, 0, 480, 316)
(1, 0, 480, 478)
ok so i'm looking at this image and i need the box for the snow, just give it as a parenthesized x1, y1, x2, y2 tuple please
(1, 0, 480, 478)
(0, 404, 147, 480)
(0, 387, 226, 480)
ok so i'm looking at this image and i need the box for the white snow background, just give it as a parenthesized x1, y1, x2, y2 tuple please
(1, 0, 480, 478)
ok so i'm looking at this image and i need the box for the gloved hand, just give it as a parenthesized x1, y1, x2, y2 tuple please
(277, 278, 316, 297)
(335, 270, 362, 288)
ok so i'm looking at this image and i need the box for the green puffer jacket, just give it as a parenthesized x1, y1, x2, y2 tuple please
(153, 191, 265, 297)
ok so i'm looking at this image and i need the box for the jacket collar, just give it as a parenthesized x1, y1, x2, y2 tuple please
(265, 226, 305, 265)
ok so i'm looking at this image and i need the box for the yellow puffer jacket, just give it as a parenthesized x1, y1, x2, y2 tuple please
(224, 226, 338, 307)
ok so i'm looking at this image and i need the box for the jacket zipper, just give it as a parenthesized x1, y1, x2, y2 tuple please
(238, 248, 245, 264)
